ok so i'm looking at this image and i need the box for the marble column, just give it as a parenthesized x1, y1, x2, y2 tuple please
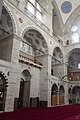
(5, 35, 21, 111)
(0, 0, 3, 20)
(57, 91, 59, 105)
(40, 54, 51, 107)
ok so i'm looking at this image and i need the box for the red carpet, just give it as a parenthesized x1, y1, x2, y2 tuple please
(0, 104, 80, 120)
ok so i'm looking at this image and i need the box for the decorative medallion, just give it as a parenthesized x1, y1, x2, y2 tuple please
(61, 1, 72, 14)
(19, 18, 23, 23)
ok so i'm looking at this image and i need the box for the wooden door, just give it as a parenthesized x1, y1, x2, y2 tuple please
(23, 80, 30, 107)
(51, 95, 57, 105)
(59, 96, 64, 105)
(19, 80, 24, 107)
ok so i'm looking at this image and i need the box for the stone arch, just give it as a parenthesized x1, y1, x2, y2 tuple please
(21, 69, 31, 81)
(67, 48, 80, 81)
(51, 84, 58, 105)
(19, 69, 31, 108)
(51, 84, 58, 94)
(52, 46, 64, 63)
(0, 3, 17, 61)
(68, 48, 80, 66)
(20, 25, 45, 39)
(59, 85, 65, 105)
(20, 26, 49, 55)
(21, 68, 31, 76)
(67, 46, 80, 60)
(51, 46, 64, 77)
(65, 5, 80, 32)
(52, 45, 64, 58)
(20, 26, 48, 50)
(72, 86, 80, 103)
(62, 5, 80, 46)
(3, 2, 17, 34)
(59, 85, 65, 93)
(65, 45, 80, 64)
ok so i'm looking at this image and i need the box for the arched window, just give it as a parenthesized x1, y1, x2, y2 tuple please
(78, 63, 80, 69)
(71, 33, 79, 44)
(27, 0, 42, 21)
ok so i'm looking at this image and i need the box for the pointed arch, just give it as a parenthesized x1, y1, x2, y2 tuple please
(52, 45, 64, 57)
(65, 5, 80, 32)
(51, 84, 58, 105)
(19, 69, 31, 108)
(52, 46, 64, 63)
(3, 2, 17, 34)
(59, 85, 65, 105)
(20, 25, 49, 53)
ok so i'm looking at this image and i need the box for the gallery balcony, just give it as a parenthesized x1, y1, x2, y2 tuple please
(19, 51, 43, 69)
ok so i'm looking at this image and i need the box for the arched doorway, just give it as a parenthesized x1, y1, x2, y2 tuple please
(51, 47, 63, 77)
(19, 70, 31, 107)
(51, 84, 58, 105)
(72, 86, 80, 104)
(59, 85, 65, 105)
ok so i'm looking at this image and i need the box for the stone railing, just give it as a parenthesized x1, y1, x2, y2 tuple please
(19, 54, 43, 69)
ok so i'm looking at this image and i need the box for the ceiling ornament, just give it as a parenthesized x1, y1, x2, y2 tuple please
(19, 18, 23, 23)
(61, 1, 72, 14)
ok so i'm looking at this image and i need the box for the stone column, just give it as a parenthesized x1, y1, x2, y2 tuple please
(64, 82, 69, 104)
(63, 50, 68, 79)
(0, 0, 3, 20)
(40, 54, 51, 107)
(57, 91, 59, 105)
(5, 35, 21, 111)
(5, 71, 19, 111)
(11, 35, 20, 63)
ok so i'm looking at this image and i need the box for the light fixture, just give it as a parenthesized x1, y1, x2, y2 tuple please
(71, 25, 78, 32)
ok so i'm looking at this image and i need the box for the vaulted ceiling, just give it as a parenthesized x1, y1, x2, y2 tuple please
(38, 0, 80, 24)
